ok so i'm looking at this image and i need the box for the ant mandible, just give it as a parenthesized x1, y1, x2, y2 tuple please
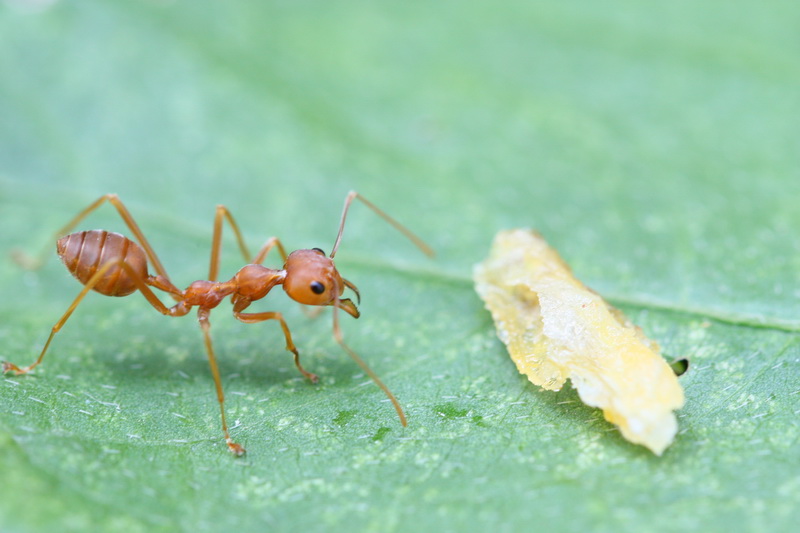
(2, 191, 434, 455)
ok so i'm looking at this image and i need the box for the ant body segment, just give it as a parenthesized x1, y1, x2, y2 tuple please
(2, 191, 433, 455)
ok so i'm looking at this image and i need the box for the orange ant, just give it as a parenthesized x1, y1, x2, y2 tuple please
(2, 191, 433, 455)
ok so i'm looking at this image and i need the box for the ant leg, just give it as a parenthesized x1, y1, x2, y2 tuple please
(252, 237, 315, 318)
(197, 308, 245, 456)
(2, 258, 186, 375)
(250, 237, 288, 266)
(329, 191, 435, 259)
(207, 206, 289, 279)
(13, 194, 173, 284)
(331, 287, 407, 427)
(208, 206, 252, 281)
(302, 306, 326, 319)
(233, 310, 319, 383)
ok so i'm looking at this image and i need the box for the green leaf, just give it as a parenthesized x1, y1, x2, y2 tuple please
(1, 1, 798, 532)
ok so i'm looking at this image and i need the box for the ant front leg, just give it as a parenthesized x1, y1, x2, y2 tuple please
(302, 305, 327, 320)
(250, 237, 288, 267)
(233, 307, 319, 383)
(252, 237, 324, 322)
(247, 235, 317, 319)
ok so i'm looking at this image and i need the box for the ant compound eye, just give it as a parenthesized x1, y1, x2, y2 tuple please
(310, 281, 325, 294)
(312, 247, 325, 255)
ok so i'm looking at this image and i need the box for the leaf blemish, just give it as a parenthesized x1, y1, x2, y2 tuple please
(333, 410, 357, 426)
(372, 427, 391, 441)
(434, 402, 469, 419)
(472, 415, 489, 427)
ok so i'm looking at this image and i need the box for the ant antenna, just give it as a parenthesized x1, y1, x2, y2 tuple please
(329, 191, 435, 259)
(331, 280, 408, 426)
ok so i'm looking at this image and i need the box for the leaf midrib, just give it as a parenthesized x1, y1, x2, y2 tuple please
(349, 257, 800, 333)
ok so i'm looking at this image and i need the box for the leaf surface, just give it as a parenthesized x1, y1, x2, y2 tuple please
(1, 1, 798, 531)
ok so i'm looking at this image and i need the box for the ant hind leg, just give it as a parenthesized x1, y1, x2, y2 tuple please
(3, 257, 179, 375)
(13, 194, 173, 282)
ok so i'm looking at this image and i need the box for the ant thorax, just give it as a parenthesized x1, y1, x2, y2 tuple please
(231, 264, 284, 302)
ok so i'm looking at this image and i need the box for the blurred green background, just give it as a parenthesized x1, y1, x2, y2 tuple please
(1, 1, 798, 532)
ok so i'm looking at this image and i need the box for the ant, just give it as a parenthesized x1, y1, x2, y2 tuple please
(2, 191, 433, 455)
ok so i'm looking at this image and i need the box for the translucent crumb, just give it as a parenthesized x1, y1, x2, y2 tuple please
(474, 229, 685, 455)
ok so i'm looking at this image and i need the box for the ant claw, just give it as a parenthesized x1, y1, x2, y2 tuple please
(298, 368, 319, 383)
(227, 441, 246, 456)
(2, 362, 22, 374)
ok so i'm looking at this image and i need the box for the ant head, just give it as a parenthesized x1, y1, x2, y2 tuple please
(282, 248, 361, 318)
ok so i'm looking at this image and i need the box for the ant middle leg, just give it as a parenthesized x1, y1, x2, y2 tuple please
(233, 310, 319, 383)
(197, 308, 245, 456)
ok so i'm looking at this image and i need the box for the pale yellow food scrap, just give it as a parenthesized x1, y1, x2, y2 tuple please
(473, 229, 685, 455)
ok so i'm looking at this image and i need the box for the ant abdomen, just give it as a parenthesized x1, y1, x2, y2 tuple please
(57, 230, 149, 297)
